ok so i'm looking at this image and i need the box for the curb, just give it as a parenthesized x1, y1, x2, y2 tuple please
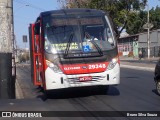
(120, 64, 155, 71)
(16, 78, 24, 99)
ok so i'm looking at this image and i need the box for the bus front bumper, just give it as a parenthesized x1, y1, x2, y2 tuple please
(45, 64, 120, 90)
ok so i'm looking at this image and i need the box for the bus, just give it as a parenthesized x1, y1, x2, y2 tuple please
(29, 8, 120, 93)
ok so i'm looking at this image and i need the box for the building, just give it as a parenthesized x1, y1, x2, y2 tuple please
(138, 29, 160, 57)
(118, 34, 138, 57)
(118, 29, 160, 58)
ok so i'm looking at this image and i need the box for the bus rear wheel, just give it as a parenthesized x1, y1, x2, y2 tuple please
(44, 90, 52, 97)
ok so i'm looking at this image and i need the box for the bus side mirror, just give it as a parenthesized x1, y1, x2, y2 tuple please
(34, 22, 40, 35)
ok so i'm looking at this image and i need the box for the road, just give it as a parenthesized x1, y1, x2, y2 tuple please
(14, 64, 160, 119)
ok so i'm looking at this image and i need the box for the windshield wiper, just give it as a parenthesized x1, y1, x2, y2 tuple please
(84, 32, 103, 56)
(90, 38, 103, 56)
(63, 32, 74, 59)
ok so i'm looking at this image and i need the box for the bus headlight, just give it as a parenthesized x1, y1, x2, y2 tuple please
(107, 57, 119, 70)
(46, 60, 61, 73)
(45, 40, 57, 54)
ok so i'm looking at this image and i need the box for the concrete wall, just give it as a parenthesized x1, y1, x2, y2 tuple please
(138, 29, 160, 57)
(118, 29, 160, 57)
(138, 30, 160, 48)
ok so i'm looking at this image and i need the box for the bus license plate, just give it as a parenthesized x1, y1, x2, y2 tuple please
(79, 76, 92, 82)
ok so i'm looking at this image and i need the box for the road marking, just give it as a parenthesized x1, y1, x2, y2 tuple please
(120, 64, 154, 71)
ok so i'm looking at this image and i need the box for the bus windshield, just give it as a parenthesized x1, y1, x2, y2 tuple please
(43, 15, 115, 55)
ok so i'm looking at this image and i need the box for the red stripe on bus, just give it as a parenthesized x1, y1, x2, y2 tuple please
(59, 62, 109, 75)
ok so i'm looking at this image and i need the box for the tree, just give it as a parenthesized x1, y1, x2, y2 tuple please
(125, 10, 145, 34)
(128, 6, 160, 34)
(57, 0, 89, 8)
(149, 6, 160, 30)
(58, 0, 147, 37)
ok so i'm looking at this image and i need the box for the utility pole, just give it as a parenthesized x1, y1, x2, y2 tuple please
(0, 0, 15, 98)
(143, 1, 153, 59)
(147, 3, 150, 59)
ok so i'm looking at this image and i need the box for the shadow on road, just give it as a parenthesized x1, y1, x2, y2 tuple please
(107, 86, 120, 96)
(36, 85, 120, 101)
(152, 89, 160, 96)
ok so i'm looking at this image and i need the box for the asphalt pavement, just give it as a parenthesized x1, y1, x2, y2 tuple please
(1, 59, 160, 119)
(120, 56, 158, 71)
(15, 57, 158, 99)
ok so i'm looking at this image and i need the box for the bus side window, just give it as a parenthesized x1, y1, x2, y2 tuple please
(107, 28, 114, 46)
(34, 22, 40, 35)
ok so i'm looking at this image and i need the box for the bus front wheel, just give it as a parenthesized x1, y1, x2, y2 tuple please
(98, 85, 109, 94)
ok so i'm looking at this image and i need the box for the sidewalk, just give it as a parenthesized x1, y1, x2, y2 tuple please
(120, 56, 159, 71)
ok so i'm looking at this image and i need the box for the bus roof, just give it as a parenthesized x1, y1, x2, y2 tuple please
(40, 8, 106, 17)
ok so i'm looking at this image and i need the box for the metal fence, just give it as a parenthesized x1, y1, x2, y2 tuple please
(138, 46, 160, 58)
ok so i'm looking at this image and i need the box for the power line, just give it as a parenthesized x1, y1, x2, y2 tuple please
(14, 0, 45, 11)
(14, 0, 46, 11)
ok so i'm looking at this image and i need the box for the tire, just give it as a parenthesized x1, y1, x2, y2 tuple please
(44, 90, 53, 98)
(156, 81, 160, 96)
(98, 85, 109, 94)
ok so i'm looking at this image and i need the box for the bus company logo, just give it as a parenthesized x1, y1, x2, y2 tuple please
(64, 66, 80, 70)
(82, 66, 87, 69)
(2, 112, 11, 117)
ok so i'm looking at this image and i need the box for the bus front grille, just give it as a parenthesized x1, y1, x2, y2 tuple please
(67, 76, 105, 84)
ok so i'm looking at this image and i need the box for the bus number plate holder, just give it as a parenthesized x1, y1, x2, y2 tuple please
(79, 76, 92, 82)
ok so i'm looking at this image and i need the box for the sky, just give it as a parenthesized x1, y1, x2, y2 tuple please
(13, 0, 159, 49)
(13, 0, 59, 49)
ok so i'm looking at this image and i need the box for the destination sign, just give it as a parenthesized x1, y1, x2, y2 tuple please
(51, 17, 103, 26)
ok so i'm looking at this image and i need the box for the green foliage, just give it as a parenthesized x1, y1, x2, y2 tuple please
(58, 0, 160, 36)
(149, 6, 160, 30)
(126, 11, 144, 34)
(130, 6, 160, 34)
(59, 0, 147, 37)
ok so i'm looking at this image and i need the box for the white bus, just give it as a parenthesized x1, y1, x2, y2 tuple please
(29, 8, 120, 94)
